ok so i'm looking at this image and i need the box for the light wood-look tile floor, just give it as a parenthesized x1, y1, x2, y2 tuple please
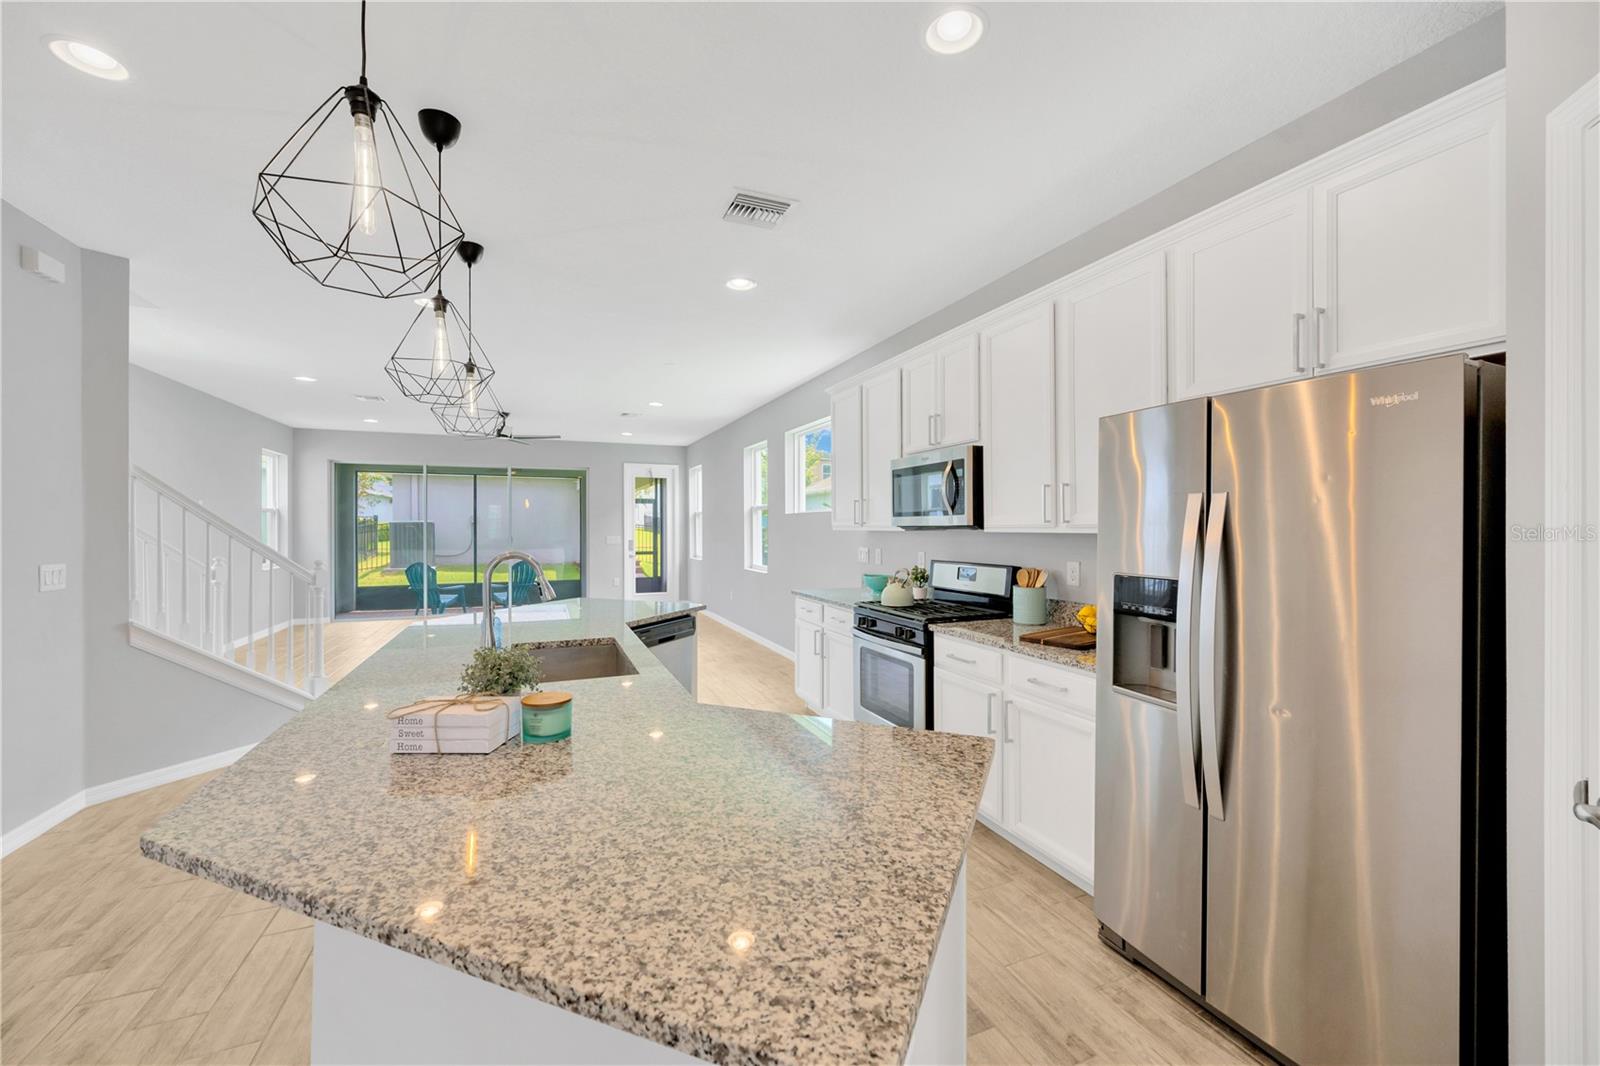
(2, 615, 1262, 1065)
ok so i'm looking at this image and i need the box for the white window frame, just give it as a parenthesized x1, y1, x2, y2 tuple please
(743, 441, 768, 573)
(688, 465, 704, 561)
(784, 416, 832, 515)
(260, 448, 288, 556)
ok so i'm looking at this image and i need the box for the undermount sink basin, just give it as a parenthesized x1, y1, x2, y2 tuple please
(513, 639, 638, 683)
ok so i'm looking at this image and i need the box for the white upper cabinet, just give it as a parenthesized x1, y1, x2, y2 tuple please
(860, 367, 901, 529)
(1310, 101, 1506, 373)
(829, 386, 864, 531)
(982, 303, 1057, 530)
(901, 334, 981, 455)
(1169, 190, 1312, 400)
(1055, 252, 1167, 529)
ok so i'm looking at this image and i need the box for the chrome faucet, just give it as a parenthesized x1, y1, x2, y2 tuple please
(481, 550, 557, 648)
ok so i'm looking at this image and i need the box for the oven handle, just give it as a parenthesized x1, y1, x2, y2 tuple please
(853, 628, 925, 664)
(941, 460, 957, 513)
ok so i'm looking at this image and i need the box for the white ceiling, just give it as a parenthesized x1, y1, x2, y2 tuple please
(2, 2, 1498, 445)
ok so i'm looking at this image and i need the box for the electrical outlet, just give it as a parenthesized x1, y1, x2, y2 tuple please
(1065, 561, 1081, 587)
(916, 551, 925, 567)
(611, 577, 620, 587)
(39, 563, 67, 592)
(857, 547, 869, 563)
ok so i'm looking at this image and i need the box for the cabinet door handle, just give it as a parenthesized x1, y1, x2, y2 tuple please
(1042, 484, 1052, 525)
(1060, 483, 1071, 523)
(1292, 311, 1306, 372)
(1313, 307, 1328, 369)
(986, 692, 996, 736)
(1004, 702, 1016, 744)
(813, 629, 822, 656)
(934, 412, 942, 444)
(928, 413, 936, 446)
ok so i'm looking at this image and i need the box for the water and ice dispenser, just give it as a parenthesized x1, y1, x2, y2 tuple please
(1110, 574, 1179, 707)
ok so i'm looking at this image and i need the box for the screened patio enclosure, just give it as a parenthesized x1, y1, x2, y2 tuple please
(334, 464, 585, 615)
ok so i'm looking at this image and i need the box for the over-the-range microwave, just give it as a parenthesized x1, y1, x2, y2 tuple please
(890, 445, 981, 528)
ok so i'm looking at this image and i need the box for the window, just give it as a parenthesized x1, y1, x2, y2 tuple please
(785, 417, 833, 514)
(688, 465, 704, 561)
(743, 442, 768, 572)
(260, 449, 287, 553)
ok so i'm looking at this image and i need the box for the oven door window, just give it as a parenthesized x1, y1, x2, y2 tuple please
(892, 459, 964, 519)
(857, 641, 921, 729)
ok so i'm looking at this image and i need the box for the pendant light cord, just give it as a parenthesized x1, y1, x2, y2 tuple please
(435, 146, 444, 297)
(359, 0, 368, 83)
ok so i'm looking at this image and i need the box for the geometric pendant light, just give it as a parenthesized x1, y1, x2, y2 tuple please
(251, 0, 462, 299)
(385, 238, 494, 408)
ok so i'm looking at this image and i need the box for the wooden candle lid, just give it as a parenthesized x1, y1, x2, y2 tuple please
(521, 691, 573, 708)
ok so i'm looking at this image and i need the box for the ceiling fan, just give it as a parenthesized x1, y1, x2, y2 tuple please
(490, 411, 560, 443)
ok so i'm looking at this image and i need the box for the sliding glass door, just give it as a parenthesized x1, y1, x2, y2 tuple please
(339, 464, 585, 614)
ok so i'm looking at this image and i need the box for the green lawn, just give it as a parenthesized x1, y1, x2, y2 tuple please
(357, 562, 582, 588)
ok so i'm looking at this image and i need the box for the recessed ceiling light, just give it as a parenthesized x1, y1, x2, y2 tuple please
(353, 393, 386, 403)
(925, 8, 984, 54)
(621, 431, 634, 437)
(648, 401, 664, 408)
(46, 37, 129, 80)
(363, 418, 380, 424)
(293, 375, 317, 383)
(725, 277, 757, 292)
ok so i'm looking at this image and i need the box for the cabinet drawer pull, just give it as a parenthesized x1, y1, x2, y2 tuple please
(947, 654, 978, 665)
(1025, 676, 1071, 694)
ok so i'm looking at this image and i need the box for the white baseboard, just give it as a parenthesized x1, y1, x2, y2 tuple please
(976, 814, 1094, 896)
(701, 609, 794, 661)
(2, 743, 254, 858)
(1, 791, 88, 859)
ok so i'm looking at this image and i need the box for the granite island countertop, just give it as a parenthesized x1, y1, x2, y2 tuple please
(140, 597, 991, 1066)
(931, 599, 1098, 672)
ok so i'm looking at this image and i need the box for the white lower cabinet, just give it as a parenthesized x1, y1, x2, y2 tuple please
(934, 635, 1095, 888)
(933, 670, 1002, 823)
(793, 598, 856, 720)
(1004, 693, 1095, 880)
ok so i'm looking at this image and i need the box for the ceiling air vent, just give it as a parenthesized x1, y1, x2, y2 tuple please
(722, 191, 793, 230)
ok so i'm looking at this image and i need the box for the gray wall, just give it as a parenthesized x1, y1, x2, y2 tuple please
(685, 14, 1505, 653)
(129, 364, 295, 550)
(1503, 4, 1599, 1062)
(2, 201, 295, 835)
(2, 202, 89, 833)
(291, 431, 686, 605)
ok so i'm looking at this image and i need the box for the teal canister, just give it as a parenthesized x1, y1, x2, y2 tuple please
(1012, 586, 1048, 626)
(520, 691, 573, 744)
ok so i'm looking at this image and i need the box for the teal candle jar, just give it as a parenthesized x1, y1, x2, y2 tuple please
(520, 691, 573, 744)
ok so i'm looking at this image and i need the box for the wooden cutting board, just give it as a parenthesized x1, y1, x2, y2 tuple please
(1019, 625, 1097, 649)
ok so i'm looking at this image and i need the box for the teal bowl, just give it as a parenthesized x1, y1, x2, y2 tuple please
(862, 573, 891, 596)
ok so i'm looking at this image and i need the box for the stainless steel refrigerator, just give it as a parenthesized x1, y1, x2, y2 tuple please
(1093, 352, 1505, 1065)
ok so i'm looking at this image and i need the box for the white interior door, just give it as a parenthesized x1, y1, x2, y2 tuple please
(1544, 75, 1598, 1066)
(622, 463, 680, 601)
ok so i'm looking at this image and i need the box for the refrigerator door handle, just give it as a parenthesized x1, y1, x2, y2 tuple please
(1175, 492, 1205, 810)
(1198, 491, 1228, 820)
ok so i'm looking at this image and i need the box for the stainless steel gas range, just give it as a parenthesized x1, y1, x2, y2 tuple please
(853, 560, 1017, 730)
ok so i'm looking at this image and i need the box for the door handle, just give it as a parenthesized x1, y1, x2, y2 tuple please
(986, 692, 996, 736)
(813, 629, 821, 656)
(1042, 484, 1052, 525)
(1198, 491, 1228, 820)
(928, 413, 936, 446)
(942, 461, 957, 513)
(1292, 311, 1306, 373)
(1576, 780, 1600, 831)
(934, 412, 942, 444)
(1060, 483, 1071, 524)
(1174, 492, 1205, 810)
(1313, 306, 1328, 369)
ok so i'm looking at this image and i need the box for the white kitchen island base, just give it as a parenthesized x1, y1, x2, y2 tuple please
(312, 865, 968, 1066)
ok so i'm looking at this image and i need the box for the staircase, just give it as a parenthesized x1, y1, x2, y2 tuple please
(128, 466, 327, 709)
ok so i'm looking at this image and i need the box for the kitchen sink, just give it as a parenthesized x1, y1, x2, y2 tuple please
(513, 639, 638, 682)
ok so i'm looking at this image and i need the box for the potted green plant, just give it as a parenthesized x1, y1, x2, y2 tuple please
(907, 565, 931, 601)
(459, 645, 543, 700)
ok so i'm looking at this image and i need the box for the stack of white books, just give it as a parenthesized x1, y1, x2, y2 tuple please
(386, 695, 518, 754)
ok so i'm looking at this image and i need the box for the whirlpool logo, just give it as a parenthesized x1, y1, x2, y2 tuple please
(1368, 390, 1420, 409)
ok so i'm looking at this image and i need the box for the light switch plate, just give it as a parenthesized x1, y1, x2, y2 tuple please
(39, 563, 67, 592)
(871, 548, 883, 565)
(857, 547, 869, 563)
(1065, 561, 1081, 587)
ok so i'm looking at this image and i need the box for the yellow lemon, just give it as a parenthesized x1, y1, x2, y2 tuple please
(1076, 604, 1098, 633)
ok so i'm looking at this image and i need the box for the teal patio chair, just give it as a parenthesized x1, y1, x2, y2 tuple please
(405, 563, 466, 614)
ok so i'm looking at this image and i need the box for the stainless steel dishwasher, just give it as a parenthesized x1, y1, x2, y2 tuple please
(631, 613, 697, 697)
